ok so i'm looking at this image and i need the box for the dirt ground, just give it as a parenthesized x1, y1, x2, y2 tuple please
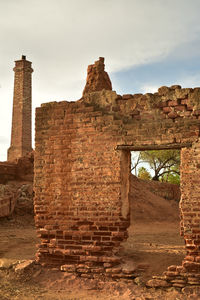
(0, 177, 198, 299)
(0, 215, 195, 300)
(121, 221, 185, 282)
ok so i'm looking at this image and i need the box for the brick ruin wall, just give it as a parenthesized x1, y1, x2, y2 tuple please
(0, 196, 15, 218)
(0, 162, 16, 217)
(0, 154, 33, 184)
(35, 84, 200, 285)
(0, 162, 17, 184)
(0, 155, 33, 217)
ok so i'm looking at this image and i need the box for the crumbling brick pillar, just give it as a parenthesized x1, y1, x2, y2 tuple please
(7, 56, 33, 161)
(82, 57, 112, 96)
(180, 141, 200, 272)
(163, 141, 200, 287)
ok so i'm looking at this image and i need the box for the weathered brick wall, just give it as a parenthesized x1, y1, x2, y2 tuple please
(35, 66, 200, 281)
(0, 162, 16, 184)
(35, 100, 129, 270)
(0, 153, 33, 184)
(180, 144, 200, 270)
(7, 56, 33, 161)
(162, 144, 200, 288)
(83, 57, 112, 96)
(0, 155, 33, 218)
(0, 172, 16, 217)
(15, 152, 34, 181)
(0, 195, 15, 217)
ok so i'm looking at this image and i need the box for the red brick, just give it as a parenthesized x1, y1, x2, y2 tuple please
(168, 100, 179, 106)
(33, 58, 200, 281)
(82, 57, 112, 96)
(8, 56, 33, 161)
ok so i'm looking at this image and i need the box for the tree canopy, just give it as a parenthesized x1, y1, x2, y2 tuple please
(131, 149, 180, 184)
(137, 166, 152, 180)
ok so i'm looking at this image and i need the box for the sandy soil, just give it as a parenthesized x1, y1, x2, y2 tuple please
(0, 177, 198, 299)
(121, 222, 185, 281)
(0, 216, 191, 300)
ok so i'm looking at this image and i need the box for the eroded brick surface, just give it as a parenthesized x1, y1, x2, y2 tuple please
(0, 181, 15, 217)
(0, 154, 34, 217)
(0, 162, 16, 184)
(82, 57, 112, 96)
(34, 59, 200, 284)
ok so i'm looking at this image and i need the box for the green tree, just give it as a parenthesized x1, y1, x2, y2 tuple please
(139, 149, 180, 182)
(160, 165, 180, 184)
(138, 166, 152, 180)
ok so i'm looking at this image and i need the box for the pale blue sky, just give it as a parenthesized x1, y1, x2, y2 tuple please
(1, 0, 200, 160)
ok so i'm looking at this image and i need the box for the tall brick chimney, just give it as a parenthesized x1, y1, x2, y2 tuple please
(7, 56, 33, 161)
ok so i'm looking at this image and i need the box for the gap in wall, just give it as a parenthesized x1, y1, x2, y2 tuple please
(119, 149, 186, 281)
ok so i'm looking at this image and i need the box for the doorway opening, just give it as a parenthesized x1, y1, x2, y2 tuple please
(119, 146, 186, 281)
